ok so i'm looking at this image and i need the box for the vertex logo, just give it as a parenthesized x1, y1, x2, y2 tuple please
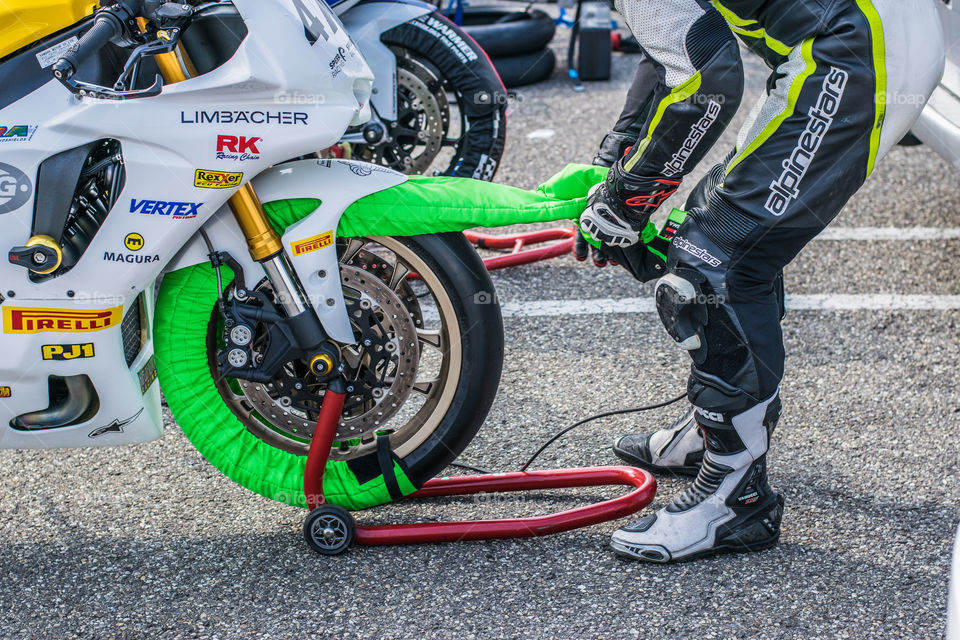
(130, 199, 202, 219)
(291, 231, 334, 256)
(3, 307, 122, 334)
(194, 169, 244, 189)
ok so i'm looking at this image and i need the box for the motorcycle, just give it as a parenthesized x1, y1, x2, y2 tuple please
(0, 0, 510, 512)
(328, 0, 507, 180)
(910, 0, 960, 167)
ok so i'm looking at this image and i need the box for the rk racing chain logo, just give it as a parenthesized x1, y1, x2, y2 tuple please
(216, 135, 261, 162)
(291, 231, 334, 256)
(42, 343, 95, 360)
(673, 236, 722, 268)
(195, 169, 243, 189)
(765, 67, 848, 217)
(130, 198, 202, 219)
(3, 306, 123, 334)
(0, 162, 32, 214)
(663, 100, 722, 175)
(0, 125, 37, 144)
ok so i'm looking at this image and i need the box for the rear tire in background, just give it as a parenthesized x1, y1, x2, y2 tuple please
(460, 8, 557, 58)
(491, 48, 557, 89)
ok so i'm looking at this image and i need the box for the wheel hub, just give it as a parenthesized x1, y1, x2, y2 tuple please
(233, 263, 420, 446)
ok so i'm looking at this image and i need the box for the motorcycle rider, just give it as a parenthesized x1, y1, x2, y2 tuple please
(579, 0, 944, 562)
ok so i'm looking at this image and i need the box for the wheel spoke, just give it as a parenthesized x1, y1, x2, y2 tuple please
(341, 238, 366, 265)
(412, 376, 439, 396)
(417, 328, 444, 351)
(388, 263, 411, 291)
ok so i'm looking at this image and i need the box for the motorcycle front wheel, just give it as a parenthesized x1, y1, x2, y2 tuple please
(155, 232, 503, 511)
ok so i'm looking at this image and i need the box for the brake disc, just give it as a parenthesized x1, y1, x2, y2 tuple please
(355, 55, 449, 174)
(234, 264, 419, 442)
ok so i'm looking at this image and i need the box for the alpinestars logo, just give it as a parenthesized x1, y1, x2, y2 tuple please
(663, 100, 722, 175)
(765, 67, 848, 216)
(673, 236, 722, 267)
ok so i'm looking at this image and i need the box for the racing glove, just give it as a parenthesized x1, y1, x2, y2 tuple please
(579, 161, 681, 248)
(578, 208, 687, 283)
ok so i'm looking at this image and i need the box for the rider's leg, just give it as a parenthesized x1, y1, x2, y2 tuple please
(611, 0, 944, 563)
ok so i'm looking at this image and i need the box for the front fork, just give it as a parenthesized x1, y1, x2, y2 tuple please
(154, 43, 343, 378)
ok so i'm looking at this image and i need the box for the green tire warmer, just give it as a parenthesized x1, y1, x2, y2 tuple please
(154, 164, 675, 511)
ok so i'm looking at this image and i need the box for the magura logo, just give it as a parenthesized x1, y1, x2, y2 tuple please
(124, 233, 144, 251)
(194, 169, 243, 189)
(0, 125, 37, 144)
(42, 343, 95, 361)
(3, 307, 122, 334)
(291, 231, 334, 256)
(216, 135, 261, 162)
(0, 162, 32, 214)
(130, 199, 202, 219)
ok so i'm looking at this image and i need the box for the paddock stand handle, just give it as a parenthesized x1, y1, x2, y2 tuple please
(303, 388, 346, 509)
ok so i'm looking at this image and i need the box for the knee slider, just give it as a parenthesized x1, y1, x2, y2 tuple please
(655, 270, 708, 351)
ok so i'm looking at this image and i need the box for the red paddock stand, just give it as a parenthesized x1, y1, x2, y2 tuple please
(302, 390, 657, 554)
(463, 227, 577, 271)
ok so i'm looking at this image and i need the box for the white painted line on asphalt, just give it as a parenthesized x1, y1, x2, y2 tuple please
(500, 294, 960, 318)
(816, 227, 960, 241)
(526, 129, 556, 139)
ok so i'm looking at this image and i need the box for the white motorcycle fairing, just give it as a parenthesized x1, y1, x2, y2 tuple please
(165, 158, 408, 344)
(337, 0, 434, 121)
(0, 0, 374, 449)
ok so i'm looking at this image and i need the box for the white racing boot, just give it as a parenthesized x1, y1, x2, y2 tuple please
(610, 393, 784, 563)
(613, 406, 704, 476)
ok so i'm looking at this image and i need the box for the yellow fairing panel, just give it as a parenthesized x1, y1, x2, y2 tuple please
(0, 0, 98, 59)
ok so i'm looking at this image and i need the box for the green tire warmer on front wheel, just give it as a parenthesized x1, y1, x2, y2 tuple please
(154, 164, 669, 511)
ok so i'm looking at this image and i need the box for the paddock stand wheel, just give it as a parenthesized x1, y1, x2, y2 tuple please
(302, 382, 657, 553)
(303, 505, 356, 555)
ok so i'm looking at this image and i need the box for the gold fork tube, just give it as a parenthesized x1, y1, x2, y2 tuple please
(149, 24, 283, 262)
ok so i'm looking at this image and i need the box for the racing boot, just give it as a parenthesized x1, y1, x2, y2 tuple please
(612, 406, 704, 476)
(610, 393, 784, 563)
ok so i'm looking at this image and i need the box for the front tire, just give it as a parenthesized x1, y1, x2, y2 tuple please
(155, 232, 503, 510)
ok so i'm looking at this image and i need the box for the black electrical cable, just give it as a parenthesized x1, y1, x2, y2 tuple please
(519, 392, 687, 472)
(448, 391, 687, 475)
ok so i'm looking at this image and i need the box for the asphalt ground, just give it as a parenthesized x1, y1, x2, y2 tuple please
(2, 5, 959, 640)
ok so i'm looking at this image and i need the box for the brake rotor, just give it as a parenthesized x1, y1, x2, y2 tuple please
(235, 264, 420, 442)
(354, 55, 449, 174)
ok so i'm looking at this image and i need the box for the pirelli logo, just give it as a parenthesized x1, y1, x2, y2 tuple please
(291, 231, 334, 256)
(3, 306, 123, 334)
(0, 387, 10, 398)
(194, 169, 243, 189)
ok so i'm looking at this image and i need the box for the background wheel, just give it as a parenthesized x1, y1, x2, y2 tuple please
(368, 12, 506, 180)
(304, 505, 356, 555)
(460, 8, 557, 58)
(491, 48, 557, 89)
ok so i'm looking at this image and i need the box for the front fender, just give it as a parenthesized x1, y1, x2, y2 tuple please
(340, 0, 434, 120)
(165, 159, 407, 344)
